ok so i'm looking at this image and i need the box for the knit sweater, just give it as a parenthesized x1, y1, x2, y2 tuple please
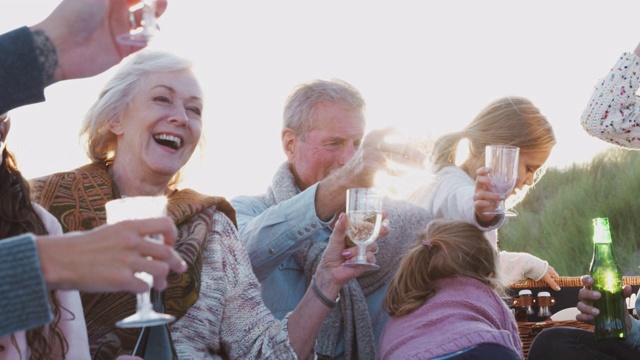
(170, 209, 296, 359)
(581, 52, 640, 148)
(409, 166, 549, 284)
(31, 163, 297, 359)
(0, 27, 45, 115)
(579, 50, 640, 350)
(378, 276, 522, 360)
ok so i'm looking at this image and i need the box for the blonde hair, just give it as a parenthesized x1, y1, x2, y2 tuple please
(383, 219, 503, 317)
(431, 96, 556, 178)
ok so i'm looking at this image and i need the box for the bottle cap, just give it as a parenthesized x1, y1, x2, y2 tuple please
(518, 289, 532, 296)
(538, 291, 551, 297)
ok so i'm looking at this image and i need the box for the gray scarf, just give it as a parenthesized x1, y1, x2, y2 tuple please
(263, 162, 432, 359)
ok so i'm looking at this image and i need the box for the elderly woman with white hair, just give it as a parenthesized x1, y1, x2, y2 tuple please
(31, 50, 380, 359)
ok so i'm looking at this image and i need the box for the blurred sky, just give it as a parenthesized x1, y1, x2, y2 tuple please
(2, 1, 637, 200)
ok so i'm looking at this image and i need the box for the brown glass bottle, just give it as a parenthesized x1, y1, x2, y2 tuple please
(589, 217, 627, 340)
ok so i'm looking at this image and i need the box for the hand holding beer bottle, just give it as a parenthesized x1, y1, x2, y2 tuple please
(587, 217, 628, 340)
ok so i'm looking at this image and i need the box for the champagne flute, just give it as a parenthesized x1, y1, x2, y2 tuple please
(117, 0, 159, 46)
(105, 195, 175, 328)
(483, 145, 519, 216)
(344, 188, 384, 271)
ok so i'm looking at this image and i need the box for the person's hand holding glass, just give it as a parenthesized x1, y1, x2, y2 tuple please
(105, 195, 175, 328)
(344, 188, 384, 271)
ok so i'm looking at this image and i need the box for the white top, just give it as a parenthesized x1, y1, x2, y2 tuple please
(408, 166, 549, 284)
(0, 203, 89, 359)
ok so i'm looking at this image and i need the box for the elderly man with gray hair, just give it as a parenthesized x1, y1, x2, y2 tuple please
(232, 78, 432, 359)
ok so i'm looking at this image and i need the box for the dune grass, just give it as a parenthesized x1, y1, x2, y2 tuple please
(499, 148, 640, 276)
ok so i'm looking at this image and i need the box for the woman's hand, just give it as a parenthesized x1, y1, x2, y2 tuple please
(473, 167, 502, 226)
(315, 213, 388, 289)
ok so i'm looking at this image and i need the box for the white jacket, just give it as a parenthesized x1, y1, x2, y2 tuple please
(409, 166, 549, 284)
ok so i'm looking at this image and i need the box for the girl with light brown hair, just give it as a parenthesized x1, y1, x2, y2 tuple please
(379, 219, 522, 360)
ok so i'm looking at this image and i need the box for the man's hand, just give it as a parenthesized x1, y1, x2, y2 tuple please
(340, 128, 426, 190)
(576, 275, 633, 324)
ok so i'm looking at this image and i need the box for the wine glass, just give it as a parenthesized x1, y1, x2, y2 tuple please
(344, 188, 384, 271)
(483, 145, 519, 216)
(117, 0, 158, 46)
(105, 195, 175, 328)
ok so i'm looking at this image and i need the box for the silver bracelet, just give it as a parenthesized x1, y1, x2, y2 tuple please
(311, 276, 340, 309)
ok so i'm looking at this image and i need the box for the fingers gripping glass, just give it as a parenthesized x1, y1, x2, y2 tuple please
(484, 145, 519, 217)
(105, 196, 175, 328)
(117, 0, 159, 46)
(344, 188, 383, 271)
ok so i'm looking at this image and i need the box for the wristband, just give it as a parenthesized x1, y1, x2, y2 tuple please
(311, 276, 340, 309)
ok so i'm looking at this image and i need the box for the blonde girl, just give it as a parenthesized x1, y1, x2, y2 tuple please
(409, 96, 560, 289)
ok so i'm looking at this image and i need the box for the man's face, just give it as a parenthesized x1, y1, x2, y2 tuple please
(285, 101, 365, 190)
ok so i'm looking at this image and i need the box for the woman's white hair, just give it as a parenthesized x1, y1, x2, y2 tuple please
(80, 50, 194, 163)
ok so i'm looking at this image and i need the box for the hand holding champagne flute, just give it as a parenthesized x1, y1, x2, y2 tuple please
(105, 195, 175, 328)
(344, 187, 384, 271)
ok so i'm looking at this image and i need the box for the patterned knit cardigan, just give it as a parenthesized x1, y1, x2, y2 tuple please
(31, 163, 298, 359)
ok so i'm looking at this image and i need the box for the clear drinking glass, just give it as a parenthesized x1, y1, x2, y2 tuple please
(483, 145, 519, 216)
(105, 195, 175, 328)
(117, 0, 158, 46)
(344, 188, 384, 271)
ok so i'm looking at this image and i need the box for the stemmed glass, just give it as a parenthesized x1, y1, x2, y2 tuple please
(344, 188, 384, 271)
(117, 0, 159, 46)
(483, 145, 519, 216)
(105, 195, 175, 328)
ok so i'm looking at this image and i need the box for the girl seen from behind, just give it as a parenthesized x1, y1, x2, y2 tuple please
(379, 219, 522, 360)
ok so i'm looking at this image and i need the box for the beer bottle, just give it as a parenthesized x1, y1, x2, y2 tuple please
(589, 217, 627, 340)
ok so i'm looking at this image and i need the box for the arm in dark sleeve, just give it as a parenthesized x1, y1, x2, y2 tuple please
(0, 26, 45, 115)
(0, 233, 52, 338)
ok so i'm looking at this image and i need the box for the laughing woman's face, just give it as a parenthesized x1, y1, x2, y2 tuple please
(109, 70, 203, 179)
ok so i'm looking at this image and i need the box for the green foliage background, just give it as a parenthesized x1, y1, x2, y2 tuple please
(499, 148, 640, 276)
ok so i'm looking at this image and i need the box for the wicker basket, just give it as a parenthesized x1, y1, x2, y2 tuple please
(510, 276, 640, 360)
(511, 276, 640, 289)
(517, 320, 594, 359)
